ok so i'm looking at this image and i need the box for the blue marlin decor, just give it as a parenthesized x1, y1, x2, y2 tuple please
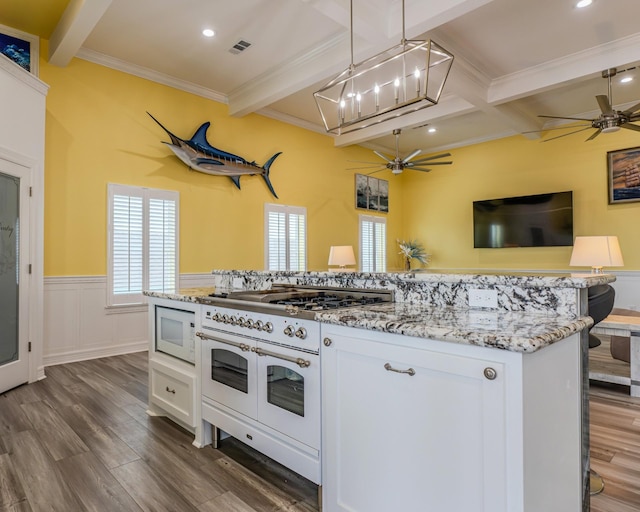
(148, 112, 281, 198)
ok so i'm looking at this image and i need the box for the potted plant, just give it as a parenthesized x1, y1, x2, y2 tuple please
(397, 239, 430, 271)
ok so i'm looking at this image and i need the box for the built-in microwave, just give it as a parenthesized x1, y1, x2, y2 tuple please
(155, 306, 196, 364)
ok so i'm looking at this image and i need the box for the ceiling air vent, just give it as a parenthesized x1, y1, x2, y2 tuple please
(229, 40, 252, 55)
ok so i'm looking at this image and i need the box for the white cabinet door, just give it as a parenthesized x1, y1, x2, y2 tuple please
(322, 326, 507, 512)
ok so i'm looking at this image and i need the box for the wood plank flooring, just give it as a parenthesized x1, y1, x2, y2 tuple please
(0, 353, 318, 512)
(0, 351, 638, 511)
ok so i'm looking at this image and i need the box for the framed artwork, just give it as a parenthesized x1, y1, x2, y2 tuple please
(608, 146, 640, 204)
(355, 174, 389, 213)
(0, 24, 39, 76)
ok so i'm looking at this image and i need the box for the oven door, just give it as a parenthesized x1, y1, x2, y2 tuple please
(200, 329, 257, 418)
(256, 342, 320, 450)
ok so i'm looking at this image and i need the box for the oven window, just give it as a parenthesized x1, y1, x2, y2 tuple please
(211, 349, 248, 394)
(266, 365, 304, 417)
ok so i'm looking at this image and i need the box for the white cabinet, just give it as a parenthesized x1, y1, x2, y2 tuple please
(149, 359, 196, 426)
(321, 324, 583, 512)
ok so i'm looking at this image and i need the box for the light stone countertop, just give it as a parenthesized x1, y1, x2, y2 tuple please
(144, 287, 215, 303)
(314, 302, 592, 353)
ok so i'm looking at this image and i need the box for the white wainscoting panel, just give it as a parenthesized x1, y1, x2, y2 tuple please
(610, 271, 640, 311)
(43, 273, 215, 367)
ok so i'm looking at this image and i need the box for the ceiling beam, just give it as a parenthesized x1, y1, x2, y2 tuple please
(228, 0, 499, 117)
(48, 0, 112, 66)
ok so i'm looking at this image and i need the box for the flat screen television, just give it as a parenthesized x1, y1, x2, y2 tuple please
(473, 191, 573, 248)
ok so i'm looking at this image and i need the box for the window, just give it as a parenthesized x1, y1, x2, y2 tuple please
(265, 203, 306, 271)
(359, 214, 386, 272)
(107, 184, 179, 306)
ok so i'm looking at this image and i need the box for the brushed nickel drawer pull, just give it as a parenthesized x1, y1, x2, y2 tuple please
(384, 363, 415, 376)
(165, 386, 176, 394)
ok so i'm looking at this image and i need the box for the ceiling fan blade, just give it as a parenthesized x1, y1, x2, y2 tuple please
(585, 129, 602, 141)
(622, 102, 640, 116)
(366, 168, 388, 175)
(348, 160, 392, 165)
(407, 161, 452, 167)
(409, 167, 432, 173)
(373, 151, 393, 163)
(538, 114, 594, 122)
(347, 166, 387, 170)
(596, 94, 614, 115)
(410, 152, 452, 163)
(542, 126, 594, 142)
(621, 122, 640, 132)
(402, 149, 422, 163)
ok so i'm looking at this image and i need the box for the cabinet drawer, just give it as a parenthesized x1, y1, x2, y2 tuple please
(150, 360, 195, 426)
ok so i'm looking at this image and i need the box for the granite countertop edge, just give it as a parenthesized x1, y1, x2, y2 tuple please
(145, 289, 591, 354)
(314, 306, 593, 353)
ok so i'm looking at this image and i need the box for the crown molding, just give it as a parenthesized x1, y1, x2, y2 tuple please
(76, 48, 227, 104)
(0, 55, 49, 96)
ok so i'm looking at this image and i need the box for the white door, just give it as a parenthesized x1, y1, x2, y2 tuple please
(0, 159, 30, 393)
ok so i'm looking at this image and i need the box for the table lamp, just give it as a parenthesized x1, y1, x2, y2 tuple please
(569, 236, 624, 273)
(328, 245, 356, 272)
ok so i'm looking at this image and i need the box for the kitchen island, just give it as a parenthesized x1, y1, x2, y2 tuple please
(148, 269, 612, 512)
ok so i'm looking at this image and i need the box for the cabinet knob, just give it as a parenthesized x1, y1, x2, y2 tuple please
(323, 337, 332, 347)
(484, 367, 497, 380)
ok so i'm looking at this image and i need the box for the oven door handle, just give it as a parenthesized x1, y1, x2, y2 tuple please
(252, 347, 311, 368)
(196, 331, 252, 352)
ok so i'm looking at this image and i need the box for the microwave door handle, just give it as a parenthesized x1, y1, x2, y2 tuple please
(196, 332, 251, 352)
(252, 347, 311, 369)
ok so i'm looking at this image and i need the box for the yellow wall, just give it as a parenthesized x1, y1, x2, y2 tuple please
(39, 44, 640, 275)
(402, 131, 640, 270)
(40, 47, 404, 275)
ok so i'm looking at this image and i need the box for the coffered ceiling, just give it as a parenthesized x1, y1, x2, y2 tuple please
(2, 0, 640, 156)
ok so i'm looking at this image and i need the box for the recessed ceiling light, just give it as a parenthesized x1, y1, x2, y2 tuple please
(576, 0, 592, 8)
(428, 127, 437, 133)
(621, 76, 633, 83)
(202, 29, 215, 37)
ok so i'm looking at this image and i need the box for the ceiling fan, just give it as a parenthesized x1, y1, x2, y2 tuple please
(537, 68, 640, 142)
(348, 129, 453, 174)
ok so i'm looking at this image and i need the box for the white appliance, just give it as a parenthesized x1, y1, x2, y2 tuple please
(199, 305, 321, 483)
(196, 285, 393, 485)
(155, 305, 196, 364)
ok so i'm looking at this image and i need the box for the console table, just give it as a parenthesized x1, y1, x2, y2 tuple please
(591, 315, 640, 397)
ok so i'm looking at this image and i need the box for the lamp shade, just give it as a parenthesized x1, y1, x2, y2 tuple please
(569, 236, 624, 273)
(328, 245, 356, 267)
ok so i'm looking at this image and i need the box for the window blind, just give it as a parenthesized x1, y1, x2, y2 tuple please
(360, 214, 386, 272)
(265, 204, 307, 271)
(108, 184, 179, 306)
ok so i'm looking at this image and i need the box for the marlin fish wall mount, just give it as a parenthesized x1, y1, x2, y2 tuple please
(148, 112, 281, 198)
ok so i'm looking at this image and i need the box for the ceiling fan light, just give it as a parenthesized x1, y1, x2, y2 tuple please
(576, 0, 592, 8)
(601, 125, 621, 133)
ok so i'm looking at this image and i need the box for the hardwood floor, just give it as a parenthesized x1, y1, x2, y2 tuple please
(0, 353, 318, 512)
(1, 351, 639, 511)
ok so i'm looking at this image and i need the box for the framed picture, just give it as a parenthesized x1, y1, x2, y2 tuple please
(0, 24, 39, 76)
(355, 174, 389, 212)
(608, 146, 640, 204)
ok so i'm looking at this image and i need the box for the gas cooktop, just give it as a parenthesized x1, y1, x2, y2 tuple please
(199, 284, 393, 319)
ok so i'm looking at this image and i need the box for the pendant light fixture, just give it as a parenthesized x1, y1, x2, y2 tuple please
(313, 0, 454, 135)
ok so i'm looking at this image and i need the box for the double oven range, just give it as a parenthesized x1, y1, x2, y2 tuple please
(197, 284, 392, 484)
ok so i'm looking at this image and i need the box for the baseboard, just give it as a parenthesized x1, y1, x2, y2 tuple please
(43, 341, 148, 368)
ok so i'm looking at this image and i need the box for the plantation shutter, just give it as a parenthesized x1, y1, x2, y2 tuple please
(108, 184, 179, 306)
(148, 197, 177, 292)
(360, 214, 386, 272)
(265, 204, 307, 271)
